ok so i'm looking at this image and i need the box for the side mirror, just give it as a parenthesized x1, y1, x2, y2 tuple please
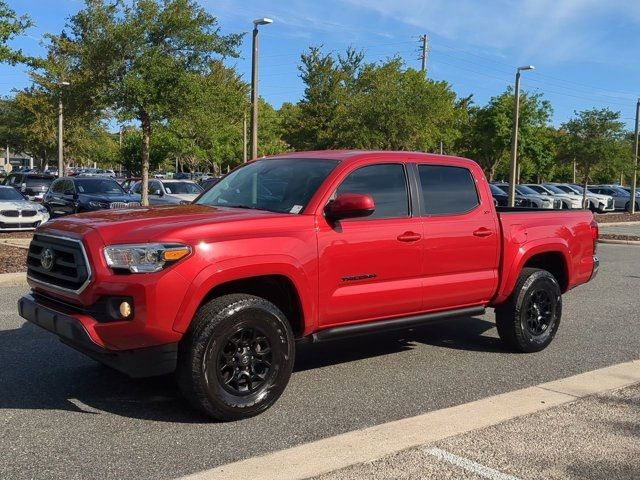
(325, 193, 375, 221)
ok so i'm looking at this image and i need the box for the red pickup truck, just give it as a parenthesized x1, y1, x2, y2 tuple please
(18, 151, 599, 421)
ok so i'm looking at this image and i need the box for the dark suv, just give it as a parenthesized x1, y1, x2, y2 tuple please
(3, 172, 55, 202)
(43, 177, 141, 217)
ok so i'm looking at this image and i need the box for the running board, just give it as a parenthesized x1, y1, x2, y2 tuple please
(310, 306, 485, 343)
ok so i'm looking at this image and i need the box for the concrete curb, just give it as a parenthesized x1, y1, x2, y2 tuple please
(180, 359, 640, 480)
(598, 238, 640, 245)
(0, 239, 31, 249)
(597, 220, 640, 226)
(0, 272, 28, 287)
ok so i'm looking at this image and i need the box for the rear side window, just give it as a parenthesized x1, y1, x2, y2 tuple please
(418, 165, 479, 215)
(336, 164, 409, 219)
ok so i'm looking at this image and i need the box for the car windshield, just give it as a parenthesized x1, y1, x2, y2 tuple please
(489, 184, 505, 195)
(545, 185, 567, 195)
(0, 187, 24, 201)
(162, 181, 202, 194)
(76, 179, 125, 194)
(196, 158, 340, 213)
(25, 176, 54, 188)
(515, 185, 538, 195)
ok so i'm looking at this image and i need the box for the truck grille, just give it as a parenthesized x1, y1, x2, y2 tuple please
(110, 202, 141, 209)
(27, 234, 91, 293)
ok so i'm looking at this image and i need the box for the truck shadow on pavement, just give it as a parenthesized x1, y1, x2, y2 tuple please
(0, 315, 504, 423)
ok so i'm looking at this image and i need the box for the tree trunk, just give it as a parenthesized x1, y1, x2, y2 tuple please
(140, 111, 151, 206)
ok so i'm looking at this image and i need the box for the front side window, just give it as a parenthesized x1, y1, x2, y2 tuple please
(163, 181, 202, 194)
(419, 165, 479, 215)
(336, 164, 409, 219)
(197, 158, 339, 214)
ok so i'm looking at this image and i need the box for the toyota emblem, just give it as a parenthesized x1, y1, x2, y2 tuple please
(40, 248, 55, 271)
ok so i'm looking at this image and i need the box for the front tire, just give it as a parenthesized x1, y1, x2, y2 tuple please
(495, 268, 562, 353)
(177, 294, 295, 421)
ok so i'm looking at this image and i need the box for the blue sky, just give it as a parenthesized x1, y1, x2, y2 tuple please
(2, 0, 639, 129)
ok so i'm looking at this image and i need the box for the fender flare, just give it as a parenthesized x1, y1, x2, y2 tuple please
(172, 254, 316, 335)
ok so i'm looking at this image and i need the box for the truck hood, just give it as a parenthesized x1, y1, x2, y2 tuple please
(37, 204, 288, 244)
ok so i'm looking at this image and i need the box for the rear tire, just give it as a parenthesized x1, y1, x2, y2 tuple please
(177, 294, 294, 421)
(495, 268, 562, 353)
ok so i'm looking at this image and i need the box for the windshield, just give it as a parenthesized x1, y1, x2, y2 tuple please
(545, 185, 567, 195)
(76, 179, 126, 195)
(163, 181, 202, 194)
(0, 187, 24, 201)
(515, 185, 538, 195)
(489, 184, 505, 195)
(196, 158, 339, 213)
(25, 177, 54, 188)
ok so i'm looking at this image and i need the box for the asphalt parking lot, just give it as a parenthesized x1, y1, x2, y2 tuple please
(1, 243, 639, 480)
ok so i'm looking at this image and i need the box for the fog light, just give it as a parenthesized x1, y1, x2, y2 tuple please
(119, 301, 132, 319)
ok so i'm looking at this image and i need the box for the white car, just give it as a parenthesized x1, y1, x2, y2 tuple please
(524, 184, 587, 209)
(0, 186, 50, 231)
(131, 179, 203, 204)
(545, 183, 615, 213)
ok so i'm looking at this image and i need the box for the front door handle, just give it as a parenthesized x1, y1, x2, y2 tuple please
(397, 231, 422, 242)
(473, 228, 493, 237)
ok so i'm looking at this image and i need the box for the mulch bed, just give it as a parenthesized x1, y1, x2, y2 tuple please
(0, 245, 28, 274)
(599, 233, 640, 242)
(594, 212, 640, 224)
(0, 231, 34, 239)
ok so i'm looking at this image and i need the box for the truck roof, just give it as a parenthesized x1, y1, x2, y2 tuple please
(267, 150, 478, 168)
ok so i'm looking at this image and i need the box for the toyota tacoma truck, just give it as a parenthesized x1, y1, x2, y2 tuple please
(18, 151, 599, 421)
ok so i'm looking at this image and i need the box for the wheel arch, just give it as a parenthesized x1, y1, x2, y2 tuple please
(173, 258, 315, 338)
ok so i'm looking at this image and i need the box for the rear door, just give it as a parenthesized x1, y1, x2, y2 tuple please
(415, 163, 500, 310)
(317, 162, 424, 327)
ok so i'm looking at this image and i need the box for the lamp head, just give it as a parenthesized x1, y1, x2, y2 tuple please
(517, 65, 535, 72)
(253, 18, 273, 26)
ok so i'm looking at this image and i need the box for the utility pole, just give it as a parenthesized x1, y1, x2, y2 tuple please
(243, 112, 248, 163)
(57, 81, 69, 178)
(572, 158, 576, 183)
(631, 98, 639, 214)
(251, 18, 273, 160)
(439, 140, 443, 155)
(508, 65, 534, 207)
(420, 34, 428, 75)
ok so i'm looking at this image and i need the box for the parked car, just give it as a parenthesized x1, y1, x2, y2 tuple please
(589, 185, 639, 212)
(198, 176, 223, 191)
(2, 172, 55, 202)
(488, 184, 534, 207)
(43, 177, 141, 216)
(130, 179, 203, 204)
(493, 183, 562, 209)
(0, 185, 49, 230)
(119, 177, 141, 193)
(19, 151, 599, 420)
(545, 184, 615, 213)
(522, 184, 584, 209)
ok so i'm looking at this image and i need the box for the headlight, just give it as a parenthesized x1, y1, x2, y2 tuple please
(36, 205, 48, 213)
(89, 201, 110, 209)
(104, 243, 191, 273)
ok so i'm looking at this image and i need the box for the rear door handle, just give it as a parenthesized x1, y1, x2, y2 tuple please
(397, 231, 422, 242)
(473, 228, 493, 237)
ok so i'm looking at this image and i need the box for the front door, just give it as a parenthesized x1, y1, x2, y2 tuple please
(317, 162, 424, 327)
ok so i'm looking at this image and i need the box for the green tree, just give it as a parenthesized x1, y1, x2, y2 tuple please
(459, 89, 552, 181)
(0, 1, 33, 65)
(52, 0, 242, 204)
(559, 108, 626, 203)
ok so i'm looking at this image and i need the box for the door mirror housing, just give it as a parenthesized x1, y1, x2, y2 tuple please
(325, 193, 375, 221)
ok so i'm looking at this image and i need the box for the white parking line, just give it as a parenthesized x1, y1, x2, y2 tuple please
(425, 447, 522, 480)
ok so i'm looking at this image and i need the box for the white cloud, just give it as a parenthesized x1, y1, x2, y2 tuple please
(341, 0, 640, 62)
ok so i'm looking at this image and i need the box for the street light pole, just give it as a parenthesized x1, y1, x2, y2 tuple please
(57, 81, 70, 178)
(250, 17, 273, 160)
(508, 65, 534, 207)
(631, 98, 639, 215)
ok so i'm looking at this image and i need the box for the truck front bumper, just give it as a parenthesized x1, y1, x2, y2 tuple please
(18, 294, 178, 378)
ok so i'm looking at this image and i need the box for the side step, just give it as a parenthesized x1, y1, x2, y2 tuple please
(310, 306, 485, 343)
